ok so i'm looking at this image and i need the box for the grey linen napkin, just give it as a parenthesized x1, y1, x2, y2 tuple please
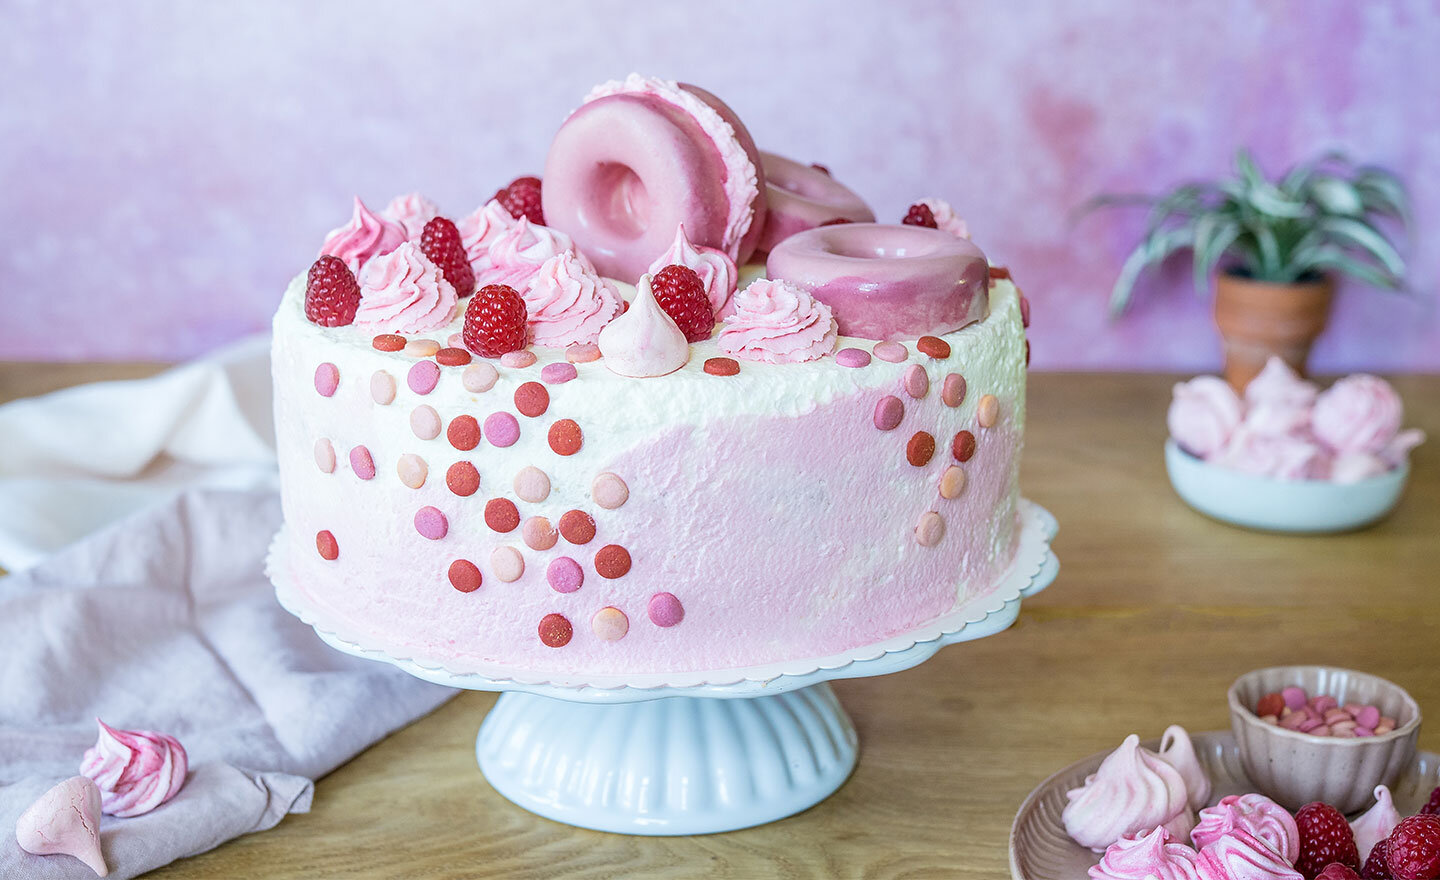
(0, 488, 456, 878)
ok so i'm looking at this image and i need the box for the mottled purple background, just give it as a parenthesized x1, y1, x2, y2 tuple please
(2, 0, 1436, 369)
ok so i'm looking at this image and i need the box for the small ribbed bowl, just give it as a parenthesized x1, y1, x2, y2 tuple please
(1229, 666, 1421, 813)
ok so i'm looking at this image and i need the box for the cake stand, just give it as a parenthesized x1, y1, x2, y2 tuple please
(272, 499, 1058, 835)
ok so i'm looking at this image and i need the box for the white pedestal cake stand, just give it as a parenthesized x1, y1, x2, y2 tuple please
(273, 500, 1058, 836)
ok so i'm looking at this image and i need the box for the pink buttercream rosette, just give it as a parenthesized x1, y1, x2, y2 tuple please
(458, 199, 518, 276)
(354, 241, 458, 333)
(525, 251, 623, 347)
(475, 217, 593, 294)
(646, 224, 739, 317)
(381, 191, 440, 240)
(917, 197, 970, 240)
(319, 196, 406, 276)
(79, 719, 188, 818)
(717, 278, 837, 364)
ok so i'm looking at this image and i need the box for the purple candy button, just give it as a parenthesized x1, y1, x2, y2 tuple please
(835, 347, 872, 368)
(407, 360, 441, 395)
(414, 506, 448, 540)
(648, 592, 684, 628)
(540, 362, 578, 384)
(546, 557, 584, 593)
(484, 412, 520, 447)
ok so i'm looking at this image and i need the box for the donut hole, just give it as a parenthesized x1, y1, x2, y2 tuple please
(592, 162, 651, 241)
(825, 234, 944, 260)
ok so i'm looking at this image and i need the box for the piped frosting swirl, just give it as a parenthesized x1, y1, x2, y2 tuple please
(79, 719, 188, 817)
(319, 196, 406, 276)
(475, 217, 591, 294)
(717, 278, 837, 364)
(354, 241, 458, 333)
(646, 224, 739, 317)
(459, 199, 519, 276)
(382, 192, 440, 240)
(918, 197, 970, 239)
(526, 251, 623, 347)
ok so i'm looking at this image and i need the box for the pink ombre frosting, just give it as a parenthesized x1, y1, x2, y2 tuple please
(1243, 358, 1318, 437)
(646, 224, 739, 316)
(585, 73, 759, 260)
(718, 278, 837, 364)
(1191, 795, 1299, 864)
(526, 251, 623, 347)
(79, 719, 188, 818)
(1213, 427, 1328, 481)
(597, 274, 690, 377)
(1195, 829, 1302, 880)
(354, 241, 458, 333)
(1312, 374, 1403, 454)
(459, 199, 518, 276)
(918, 197, 970, 239)
(1351, 785, 1401, 863)
(320, 196, 406, 276)
(382, 191, 440, 240)
(1090, 828, 1201, 880)
(1064, 734, 1196, 853)
(1169, 376, 1244, 458)
(475, 217, 589, 294)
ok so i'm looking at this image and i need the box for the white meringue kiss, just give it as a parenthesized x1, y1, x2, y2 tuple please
(1063, 734, 1196, 853)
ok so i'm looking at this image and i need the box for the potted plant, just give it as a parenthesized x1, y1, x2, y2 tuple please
(1094, 150, 1409, 389)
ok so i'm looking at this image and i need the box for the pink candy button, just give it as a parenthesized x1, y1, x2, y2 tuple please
(835, 348, 871, 368)
(592, 473, 629, 509)
(873, 341, 908, 363)
(414, 506, 448, 540)
(648, 592, 684, 628)
(873, 396, 904, 431)
(407, 360, 440, 395)
(566, 343, 602, 363)
(314, 363, 340, 397)
(541, 362, 578, 384)
(462, 362, 499, 393)
(500, 350, 537, 368)
(902, 364, 929, 399)
(349, 445, 375, 480)
(484, 412, 521, 447)
(941, 373, 967, 408)
(547, 557, 584, 593)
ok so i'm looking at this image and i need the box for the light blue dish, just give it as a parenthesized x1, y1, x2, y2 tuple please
(1165, 439, 1410, 533)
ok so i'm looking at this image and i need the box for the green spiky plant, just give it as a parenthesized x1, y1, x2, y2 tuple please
(1094, 149, 1409, 315)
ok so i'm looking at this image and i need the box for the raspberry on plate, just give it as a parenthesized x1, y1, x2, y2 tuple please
(1365, 839, 1394, 879)
(463, 284, 528, 358)
(1388, 815, 1440, 880)
(650, 265, 714, 343)
(304, 255, 361, 327)
(419, 217, 475, 298)
(902, 202, 938, 228)
(1319, 865, 1364, 880)
(1297, 802, 1361, 879)
(1421, 786, 1440, 816)
(493, 175, 544, 225)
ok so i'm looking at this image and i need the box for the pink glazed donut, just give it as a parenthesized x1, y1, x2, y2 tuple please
(766, 223, 989, 340)
(542, 75, 767, 283)
(757, 151, 875, 254)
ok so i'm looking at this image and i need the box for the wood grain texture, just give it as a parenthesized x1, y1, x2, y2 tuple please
(5, 367, 1437, 879)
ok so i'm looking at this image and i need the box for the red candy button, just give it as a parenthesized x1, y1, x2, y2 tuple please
(916, 336, 951, 359)
(558, 510, 596, 545)
(446, 461, 480, 496)
(906, 431, 936, 467)
(372, 334, 405, 352)
(514, 382, 549, 418)
(988, 265, 1011, 280)
(952, 430, 977, 462)
(447, 415, 481, 451)
(436, 347, 472, 366)
(448, 559, 482, 593)
(703, 357, 740, 376)
(484, 498, 520, 533)
(538, 613, 573, 648)
(594, 544, 631, 579)
(548, 419, 583, 456)
(315, 530, 339, 560)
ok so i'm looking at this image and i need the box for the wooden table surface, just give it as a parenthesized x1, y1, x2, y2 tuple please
(4, 365, 1438, 879)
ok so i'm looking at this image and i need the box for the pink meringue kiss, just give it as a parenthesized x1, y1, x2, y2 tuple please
(1090, 827, 1201, 880)
(353, 241, 458, 334)
(526, 251, 623, 348)
(717, 278, 837, 365)
(1158, 726, 1212, 811)
(1191, 794, 1299, 864)
(382, 191, 440, 240)
(1245, 357, 1319, 410)
(597, 274, 690, 377)
(80, 719, 188, 818)
(1213, 427, 1329, 481)
(319, 196, 406, 276)
(1169, 376, 1244, 459)
(458, 199, 519, 276)
(917, 197, 970, 239)
(1195, 828, 1302, 880)
(15, 775, 109, 876)
(1064, 734, 1196, 853)
(1312, 374, 1404, 455)
(646, 223, 739, 317)
(1350, 784, 1401, 863)
(476, 216, 590, 294)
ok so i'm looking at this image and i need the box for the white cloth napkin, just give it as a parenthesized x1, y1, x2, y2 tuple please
(0, 336, 456, 879)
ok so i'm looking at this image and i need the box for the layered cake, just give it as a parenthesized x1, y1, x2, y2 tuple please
(268, 75, 1033, 676)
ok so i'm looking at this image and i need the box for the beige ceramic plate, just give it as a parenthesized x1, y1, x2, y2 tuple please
(1010, 731, 1440, 879)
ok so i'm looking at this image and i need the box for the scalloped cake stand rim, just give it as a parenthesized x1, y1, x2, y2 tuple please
(270, 498, 1058, 703)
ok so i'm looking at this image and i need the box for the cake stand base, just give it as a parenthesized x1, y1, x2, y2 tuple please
(476, 682, 858, 835)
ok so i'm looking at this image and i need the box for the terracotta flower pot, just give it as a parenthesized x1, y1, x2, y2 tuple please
(1213, 271, 1334, 390)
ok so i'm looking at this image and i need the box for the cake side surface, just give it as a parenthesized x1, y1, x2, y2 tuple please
(271, 276, 1027, 675)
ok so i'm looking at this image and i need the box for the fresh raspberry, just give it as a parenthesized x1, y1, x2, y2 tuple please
(902, 202, 938, 228)
(304, 255, 361, 326)
(818, 217, 854, 226)
(1365, 839, 1395, 879)
(810, 162, 831, 176)
(419, 217, 475, 297)
(1297, 803, 1361, 879)
(462, 284, 527, 357)
(493, 175, 544, 225)
(1421, 786, 1440, 815)
(1388, 815, 1440, 880)
(650, 265, 713, 342)
(1318, 865, 1363, 880)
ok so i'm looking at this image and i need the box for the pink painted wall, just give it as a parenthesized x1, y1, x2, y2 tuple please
(2, 0, 1435, 370)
